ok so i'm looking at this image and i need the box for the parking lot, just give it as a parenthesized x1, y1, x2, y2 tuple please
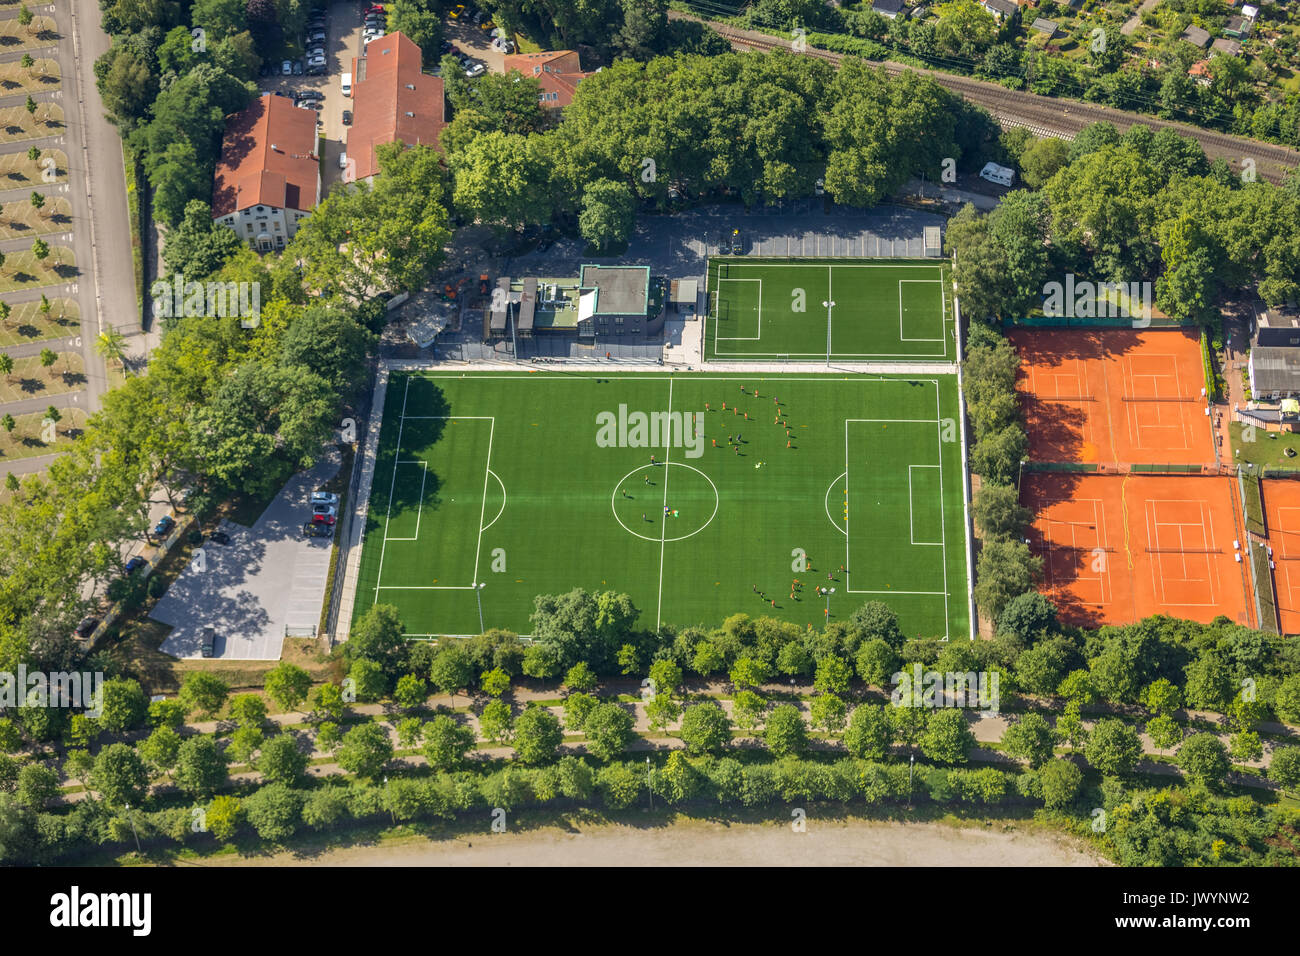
(152, 448, 342, 660)
(254, 1, 365, 193)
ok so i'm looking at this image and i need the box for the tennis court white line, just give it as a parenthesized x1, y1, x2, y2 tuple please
(656, 377, 674, 633)
(373, 376, 411, 602)
(934, 384, 951, 640)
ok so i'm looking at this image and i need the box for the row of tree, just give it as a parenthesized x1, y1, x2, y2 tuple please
(747, 0, 1300, 150)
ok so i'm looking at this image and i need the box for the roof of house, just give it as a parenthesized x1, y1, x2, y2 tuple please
(981, 0, 1017, 15)
(212, 94, 319, 218)
(871, 0, 904, 14)
(1225, 15, 1252, 35)
(346, 31, 446, 181)
(1031, 17, 1058, 33)
(578, 265, 649, 316)
(1188, 59, 1212, 78)
(1180, 25, 1211, 46)
(502, 50, 590, 108)
(1251, 347, 1300, 393)
(1212, 37, 1242, 56)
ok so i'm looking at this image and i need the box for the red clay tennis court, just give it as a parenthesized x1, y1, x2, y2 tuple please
(1021, 474, 1253, 628)
(1009, 328, 1214, 465)
(1260, 479, 1300, 635)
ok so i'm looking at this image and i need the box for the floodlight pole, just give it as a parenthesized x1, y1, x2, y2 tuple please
(822, 300, 836, 367)
(824, 586, 835, 620)
(475, 582, 486, 634)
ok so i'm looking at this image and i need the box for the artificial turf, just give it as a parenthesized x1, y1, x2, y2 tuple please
(704, 258, 954, 362)
(350, 371, 969, 640)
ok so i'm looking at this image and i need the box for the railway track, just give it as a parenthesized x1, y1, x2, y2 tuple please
(679, 14, 1300, 185)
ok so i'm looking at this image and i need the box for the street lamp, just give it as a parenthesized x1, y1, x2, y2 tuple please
(384, 775, 394, 824)
(824, 586, 835, 620)
(124, 802, 142, 854)
(646, 756, 653, 811)
(475, 582, 486, 634)
(822, 300, 836, 367)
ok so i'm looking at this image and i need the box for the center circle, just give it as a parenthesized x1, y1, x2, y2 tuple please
(611, 462, 720, 543)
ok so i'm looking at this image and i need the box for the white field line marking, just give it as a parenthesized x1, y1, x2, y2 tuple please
(909, 464, 943, 546)
(383, 461, 428, 542)
(473, 416, 496, 589)
(713, 277, 763, 341)
(374, 376, 411, 602)
(656, 377, 674, 632)
(898, 279, 946, 342)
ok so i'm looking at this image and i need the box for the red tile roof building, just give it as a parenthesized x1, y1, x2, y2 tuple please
(212, 93, 320, 251)
(502, 50, 591, 109)
(345, 31, 447, 182)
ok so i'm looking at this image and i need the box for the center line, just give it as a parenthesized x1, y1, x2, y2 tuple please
(656, 377, 674, 632)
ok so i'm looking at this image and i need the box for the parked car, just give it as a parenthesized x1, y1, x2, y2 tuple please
(74, 617, 99, 640)
(464, 60, 485, 77)
(153, 515, 175, 537)
(367, 2, 385, 11)
(308, 29, 326, 41)
(342, 109, 353, 125)
(339, 151, 349, 169)
(125, 555, 147, 575)
(449, 3, 465, 17)
(296, 89, 323, 101)
(312, 503, 337, 524)
(303, 521, 332, 538)
(292, 60, 304, 75)
(480, 18, 495, 31)
(730, 228, 745, 255)
(311, 491, 340, 507)
(281, 59, 293, 75)
(273, 90, 293, 98)
(200, 626, 216, 658)
(306, 64, 326, 75)
(492, 36, 514, 53)
(440, 39, 453, 54)
(208, 530, 231, 546)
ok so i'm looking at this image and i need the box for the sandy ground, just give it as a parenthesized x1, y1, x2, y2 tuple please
(223, 819, 1108, 867)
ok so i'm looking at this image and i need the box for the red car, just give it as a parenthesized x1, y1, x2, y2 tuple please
(366, 3, 384, 12)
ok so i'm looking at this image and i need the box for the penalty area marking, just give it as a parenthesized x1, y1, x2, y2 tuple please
(825, 471, 847, 536)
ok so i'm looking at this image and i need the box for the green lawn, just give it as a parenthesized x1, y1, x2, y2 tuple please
(1230, 421, 1300, 470)
(705, 258, 954, 362)
(352, 371, 969, 640)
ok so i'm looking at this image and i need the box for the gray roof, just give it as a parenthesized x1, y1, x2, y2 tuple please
(872, 0, 904, 12)
(578, 265, 649, 316)
(1031, 17, 1058, 34)
(1251, 347, 1300, 394)
(1181, 25, 1211, 47)
(1212, 37, 1242, 56)
(982, 0, 1017, 15)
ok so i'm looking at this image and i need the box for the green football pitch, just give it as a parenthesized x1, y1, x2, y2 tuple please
(705, 258, 954, 362)
(351, 371, 969, 641)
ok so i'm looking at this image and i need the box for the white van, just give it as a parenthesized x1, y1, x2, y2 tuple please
(979, 162, 1014, 187)
(341, 71, 352, 97)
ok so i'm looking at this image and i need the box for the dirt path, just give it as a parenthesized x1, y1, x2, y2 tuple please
(217, 818, 1109, 867)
